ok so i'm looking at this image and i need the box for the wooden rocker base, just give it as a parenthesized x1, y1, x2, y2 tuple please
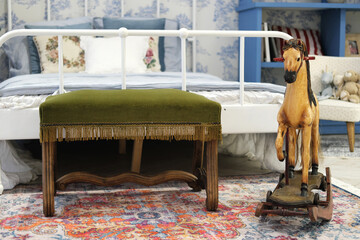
(255, 167, 333, 222)
(42, 140, 218, 217)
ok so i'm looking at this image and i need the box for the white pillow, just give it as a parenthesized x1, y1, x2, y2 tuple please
(80, 36, 149, 73)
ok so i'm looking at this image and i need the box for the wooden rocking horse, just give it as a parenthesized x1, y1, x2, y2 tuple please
(255, 39, 333, 222)
(276, 39, 320, 196)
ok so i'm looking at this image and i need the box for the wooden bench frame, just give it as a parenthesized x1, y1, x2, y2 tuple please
(42, 139, 218, 217)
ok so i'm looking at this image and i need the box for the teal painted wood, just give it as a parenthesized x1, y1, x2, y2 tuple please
(237, 1, 360, 133)
(319, 120, 360, 135)
(321, 9, 346, 57)
(238, 8, 262, 82)
(261, 62, 283, 68)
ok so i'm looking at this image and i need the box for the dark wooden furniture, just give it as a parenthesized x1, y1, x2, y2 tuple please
(41, 89, 221, 217)
(43, 140, 218, 217)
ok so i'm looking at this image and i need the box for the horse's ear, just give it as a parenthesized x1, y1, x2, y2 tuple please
(297, 39, 302, 45)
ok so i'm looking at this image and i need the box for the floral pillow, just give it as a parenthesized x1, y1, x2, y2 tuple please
(33, 35, 85, 73)
(144, 36, 161, 72)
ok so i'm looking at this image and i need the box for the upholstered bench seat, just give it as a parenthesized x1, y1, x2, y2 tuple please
(40, 89, 221, 142)
(40, 89, 221, 217)
(319, 99, 360, 122)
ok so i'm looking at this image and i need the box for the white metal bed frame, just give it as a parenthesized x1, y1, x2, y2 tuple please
(7, 0, 199, 73)
(1, 0, 292, 141)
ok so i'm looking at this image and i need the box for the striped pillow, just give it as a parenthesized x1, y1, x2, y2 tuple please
(272, 26, 323, 56)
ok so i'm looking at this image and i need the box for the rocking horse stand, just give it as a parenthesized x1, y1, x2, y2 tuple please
(255, 133, 333, 222)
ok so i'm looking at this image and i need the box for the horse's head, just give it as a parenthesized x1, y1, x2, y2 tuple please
(282, 39, 308, 84)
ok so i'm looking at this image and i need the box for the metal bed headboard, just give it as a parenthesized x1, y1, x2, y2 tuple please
(0, 29, 292, 105)
(6, 0, 198, 73)
(3, 0, 292, 106)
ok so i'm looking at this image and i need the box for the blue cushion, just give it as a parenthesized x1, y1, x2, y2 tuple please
(25, 17, 93, 74)
(0, 49, 9, 81)
(2, 36, 30, 78)
(103, 17, 166, 71)
(164, 19, 180, 72)
(1, 25, 31, 79)
(93, 17, 103, 29)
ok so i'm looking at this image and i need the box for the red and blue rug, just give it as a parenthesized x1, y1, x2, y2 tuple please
(0, 174, 359, 239)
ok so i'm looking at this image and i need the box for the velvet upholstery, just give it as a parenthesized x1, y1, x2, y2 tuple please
(40, 89, 222, 142)
(40, 89, 220, 124)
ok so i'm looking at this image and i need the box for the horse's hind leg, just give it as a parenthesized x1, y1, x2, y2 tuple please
(301, 125, 312, 196)
(311, 109, 320, 175)
(288, 128, 297, 178)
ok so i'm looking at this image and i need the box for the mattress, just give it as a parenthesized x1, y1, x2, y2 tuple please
(0, 90, 284, 109)
(0, 72, 285, 109)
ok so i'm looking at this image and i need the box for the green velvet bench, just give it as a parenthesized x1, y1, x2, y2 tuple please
(40, 89, 222, 217)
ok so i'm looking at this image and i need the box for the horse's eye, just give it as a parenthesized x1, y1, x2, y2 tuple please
(297, 58, 300, 62)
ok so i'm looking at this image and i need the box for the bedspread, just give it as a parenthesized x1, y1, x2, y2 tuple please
(0, 72, 285, 97)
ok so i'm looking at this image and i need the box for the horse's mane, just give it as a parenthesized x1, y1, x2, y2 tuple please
(283, 39, 317, 107)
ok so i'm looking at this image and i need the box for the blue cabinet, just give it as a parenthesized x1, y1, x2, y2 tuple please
(236, 1, 360, 82)
(236, 1, 360, 134)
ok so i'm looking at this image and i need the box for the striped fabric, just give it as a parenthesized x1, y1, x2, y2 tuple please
(272, 26, 324, 56)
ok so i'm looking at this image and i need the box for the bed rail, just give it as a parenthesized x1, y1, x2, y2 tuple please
(0, 29, 292, 104)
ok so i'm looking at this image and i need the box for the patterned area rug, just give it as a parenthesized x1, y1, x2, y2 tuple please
(321, 134, 360, 158)
(0, 174, 360, 240)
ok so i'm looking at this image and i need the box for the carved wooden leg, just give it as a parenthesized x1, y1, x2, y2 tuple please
(206, 140, 218, 211)
(192, 140, 204, 173)
(42, 141, 56, 217)
(346, 122, 355, 152)
(131, 139, 143, 173)
(119, 139, 127, 154)
(189, 141, 205, 191)
(53, 142, 57, 196)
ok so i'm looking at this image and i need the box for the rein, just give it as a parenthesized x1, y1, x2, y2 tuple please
(273, 56, 315, 62)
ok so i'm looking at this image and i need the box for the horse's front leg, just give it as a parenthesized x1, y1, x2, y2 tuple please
(301, 125, 312, 196)
(288, 128, 297, 178)
(275, 123, 287, 161)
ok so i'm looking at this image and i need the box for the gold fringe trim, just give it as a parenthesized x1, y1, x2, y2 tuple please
(40, 123, 222, 143)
